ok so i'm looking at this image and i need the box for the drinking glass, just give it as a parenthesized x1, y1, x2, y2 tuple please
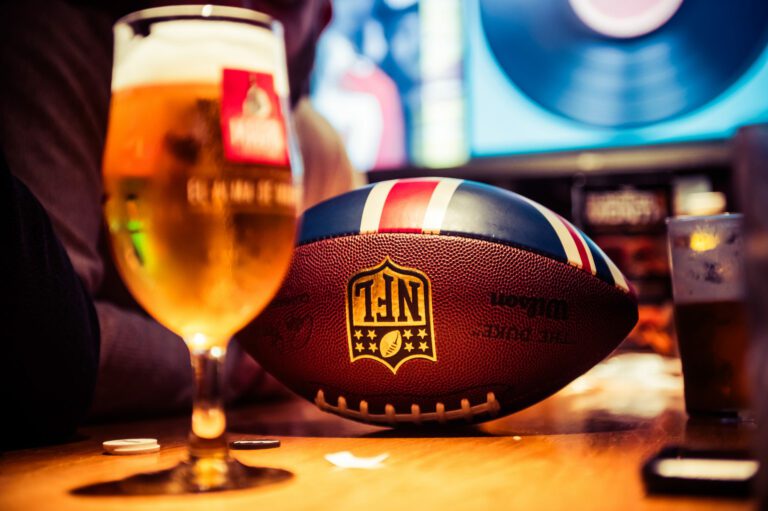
(667, 214, 750, 418)
(103, 5, 299, 492)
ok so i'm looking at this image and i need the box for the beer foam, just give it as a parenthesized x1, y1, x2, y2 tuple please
(112, 20, 288, 97)
(668, 219, 745, 304)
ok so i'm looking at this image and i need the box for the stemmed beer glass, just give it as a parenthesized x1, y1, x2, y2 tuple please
(103, 5, 299, 492)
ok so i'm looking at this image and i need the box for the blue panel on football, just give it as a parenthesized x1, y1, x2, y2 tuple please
(299, 187, 369, 244)
(441, 180, 568, 264)
(299, 179, 571, 269)
(582, 236, 615, 288)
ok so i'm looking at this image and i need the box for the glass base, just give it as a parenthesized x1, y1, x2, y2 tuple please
(72, 460, 293, 496)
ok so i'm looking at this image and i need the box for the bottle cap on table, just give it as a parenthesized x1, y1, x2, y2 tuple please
(103, 438, 160, 455)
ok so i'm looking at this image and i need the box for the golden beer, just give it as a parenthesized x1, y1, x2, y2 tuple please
(103, 82, 296, 348)
(104, 6, 298, 491)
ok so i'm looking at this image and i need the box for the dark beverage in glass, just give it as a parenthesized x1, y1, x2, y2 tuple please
(673, 300, 750, 415)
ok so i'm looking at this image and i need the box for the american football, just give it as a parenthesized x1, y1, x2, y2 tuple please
(241, 178, 638, 426)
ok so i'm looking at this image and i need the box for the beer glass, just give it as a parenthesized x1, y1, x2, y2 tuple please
(667, 214, 750, 418)
(103, 5, 298, 492)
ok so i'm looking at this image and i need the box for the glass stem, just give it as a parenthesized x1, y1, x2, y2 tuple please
(188, 347, 229, 461)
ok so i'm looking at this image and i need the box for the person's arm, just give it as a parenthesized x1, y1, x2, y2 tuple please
(87, 303, 193, 418)
(0, 157, 99, 448)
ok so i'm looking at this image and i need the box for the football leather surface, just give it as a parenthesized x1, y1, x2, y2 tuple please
(240, 178, 638, 426)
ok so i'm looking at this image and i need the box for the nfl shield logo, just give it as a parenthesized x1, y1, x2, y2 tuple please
(346, 257, 436, 374)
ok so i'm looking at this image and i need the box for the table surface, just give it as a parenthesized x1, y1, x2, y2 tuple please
(0, 353, 757, 511)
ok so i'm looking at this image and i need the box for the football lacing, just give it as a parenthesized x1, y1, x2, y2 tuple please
(314, 389, 500, 425)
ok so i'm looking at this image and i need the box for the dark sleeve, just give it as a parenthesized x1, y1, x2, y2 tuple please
(0, 156, 100, 449)
(0, 0, 196, 421)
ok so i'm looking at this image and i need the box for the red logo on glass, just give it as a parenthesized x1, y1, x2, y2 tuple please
(220, 68, 289, 167)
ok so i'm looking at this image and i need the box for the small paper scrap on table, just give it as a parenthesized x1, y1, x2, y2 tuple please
(324, 451, 389, 469)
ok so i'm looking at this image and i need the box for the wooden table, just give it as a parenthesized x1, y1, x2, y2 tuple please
(0, 353, 757, 511)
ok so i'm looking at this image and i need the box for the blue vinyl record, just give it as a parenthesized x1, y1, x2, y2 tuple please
(478, 0, 768, 127)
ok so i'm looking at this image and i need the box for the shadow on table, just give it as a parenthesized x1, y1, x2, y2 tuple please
(230, 417, 496, 438)
(228, 396, 646, 439)
(71, 464, 293, 496)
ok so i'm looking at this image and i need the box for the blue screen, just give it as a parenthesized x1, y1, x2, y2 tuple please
(467, 0, 768, 157)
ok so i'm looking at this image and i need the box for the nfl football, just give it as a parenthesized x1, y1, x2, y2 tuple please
(240, 178, 638, 426)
